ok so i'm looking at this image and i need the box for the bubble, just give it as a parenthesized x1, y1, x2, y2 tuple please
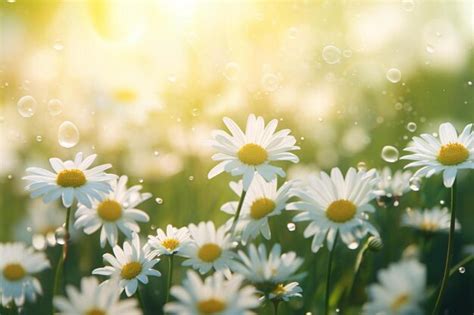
(47, 99, 63, 116)
(36, 135, 43, 142)
(458, 267, 465, 274)
(348, 242, 359, 250)
(406, 122, 417, 132)
(261, 73, 280, 92)
(188, 176, 194, 181)
(54, 226, 66, 245)
(357, 161, 367, 171)
(32, 235, 47, 250)
(381, 146, 399, 163)
(409, 177, 421, 191)
(223, 62, 240, 81)
(322, 45, 342, 64)
(17, 95, 37, 118)
(58, 121, 80, 148)
(155, 197, 163, 204)
(287, 223, 296, 232)
(401, 0, 415, 12)
(386, 68, 402, 83)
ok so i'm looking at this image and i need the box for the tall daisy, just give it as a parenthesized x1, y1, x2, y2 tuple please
(92, 234, 160, 296)
(221, 175, 293, 244)
(288, 167, 380, 252)
(74, 175, 151, 248)
(181, 222, 235, 274)
(402, 207, 461, 233)
(0, 242, 50, 307)
(165, 270, 259, 315)
(23, 152, 116, 208)
(54, 277, 141, 315)
(364, 259, 426, 315)
(401, 122, 474, 188)
(147, 224, 190, 257)
(208, 114, 299, 190)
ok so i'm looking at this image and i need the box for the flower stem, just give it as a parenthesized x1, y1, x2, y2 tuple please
(325, 232, 339, 315)
(165, 254, 174, 304)
(52, 206, 72, 313)
(230, 190, 247, 237)
(347, 241, 370, 302)
(432, 181, 457, 315)
(273, 300, 280, 315)
(137, 286, 146, 314)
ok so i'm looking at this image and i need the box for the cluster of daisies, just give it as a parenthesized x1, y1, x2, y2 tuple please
(0, 115, 472, 314)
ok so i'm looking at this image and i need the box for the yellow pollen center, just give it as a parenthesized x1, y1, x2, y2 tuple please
(3, 263, 26, 281)
(272, 283, 286, 296)
(420, 221, 438, 232)
(237, 143, 268, 165)
(391, 293, 410, 311)
(437, 143, 469, 165)
(162, 238, 179, 251)
(113, 88, 137, 103)
(326, 199, 357, 223)
(86, 309, 106, 315)
(56, 169, 87, 188)
(250, 198, 276, 219)
(198, 243, 222, 262)
(120, 262, 142, 280)
(97, 199, 122, 222)
(197, 298, 227, 314)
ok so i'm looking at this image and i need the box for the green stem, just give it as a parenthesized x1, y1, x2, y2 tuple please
(432, 181, 457, 315)
(52, 206, 72, 313)
(230, 190, 247, 237)
(273, 300, 280, 315)
(348, 241, 369, 301)
(325, 232, 339, 315)
(166, 254, 174, 304)
(137, 287, 146, 314)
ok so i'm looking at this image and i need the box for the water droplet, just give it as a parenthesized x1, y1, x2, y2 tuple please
(287, 223, 296, 231)
(138, 178, 144, 184)
(393, 200, 400, 207)
(7, 174, 13, 180)
(401, 0, 415, 12)
(153, 150, 160, 157)
(409, 177, 421, 191)
(54, 227, 66, 245)
(58, 121, 80, 148)
(36, 135, 43, 142)
(300, 136, 305, 141)
(348, 242, 359, 250)
(406, 122, 417, 132)
(322, 45, 342, 64)
(458, 267, 465, 274)
(150, 225, 157, 231)
(336, 308, 341, 313)
(188, 176, 194, 181)
(261, 73, 280, 92)
(47, 99, 63, 116)
(223, 62, 240, 81)
(386, 68, 402, 83)
(32, 235, 46, 250)
(17, 95, 37, 118)
(440, 200, 445, 205)
(155, 197, 163, 204)
(426, 45, 435, 54)
(468, 81, 473, 86)
(357, 161, 367, 171)
(381, 146, 399, 163)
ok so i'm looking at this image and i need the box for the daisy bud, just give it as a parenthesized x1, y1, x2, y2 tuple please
(367, 236, 384, 252)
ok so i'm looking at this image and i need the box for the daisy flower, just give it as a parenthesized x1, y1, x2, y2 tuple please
(221, 175, 293, 244)
(0, 242, 50, 307)
(181, 222, 235, 274)
(288, 167, 380, 252)
(268, 282, 303, 302)
(92, 234, 160, 296)
(402, 207, 461, 233)
(402, 122, 474, 188)
(376, 167, 412, 199)
(74, 175, 151, 248)
(23, 152, 116, 208)
(53, 277, 141, 315)
(147, 224, 190, 256)
(364, 259, 426, 315)
(165, 270, 259, 315)
(208, 114, 299, 190)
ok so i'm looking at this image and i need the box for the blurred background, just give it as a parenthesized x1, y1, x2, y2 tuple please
(1, 0, 473, 314)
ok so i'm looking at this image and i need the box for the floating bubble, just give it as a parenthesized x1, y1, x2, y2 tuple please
(17, 95, 37, 118)
(47, 99, 63, 116)
(155, 197, 163, 204)
(261, 73, 280, 92)
(458, 267, 466, 274)
(54, 226, 66, 245)
(401, 0, 415, 12)
(58, 121, 80, 148)
(409, 177, 421, 191)
(322, 45, 342, 64)
(381, 146, 399, 163)
(287, 223, 296, 232)
(386, 68, 402, 83)
(406, 122, 417, 132)
(223, 62, 240, 81)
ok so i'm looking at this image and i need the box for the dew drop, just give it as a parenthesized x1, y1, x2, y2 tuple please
(188, 175, 194, 181)
(440, 200, 445, 205)
(348, 242, 359, 250)
(54, 227, 66, 245)
(409, 177, 421, 191)
(381, 146, 399, 163)
(155, 197, 163, 205)
(458, 267, 465, 274)
(17, 95, 37, 118)
(468, 81, 473, 86)
(36, 135, 43, 142)
(322, 45, 342, 64)
(406, 122, 417, 132)
(58, 121, 80, 148)
(386, 68, 402, 83)
(223, 62, 240, 81)
(261, 73, 280, 92)
(138, 178, 144, 184)
(287, 223, 296, 232)
(47, 99, 63, 116)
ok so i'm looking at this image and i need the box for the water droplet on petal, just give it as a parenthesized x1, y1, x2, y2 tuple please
(386, 68, 402, 83)
(287, 223, 296, 232)
(58, 121, 80, 148)
(322, 45, 342, 64)
(381, 146, 399, 163)
(17, 95, 37, 118)
(406, 122, 417, 132)
(47, 99, 63, 116)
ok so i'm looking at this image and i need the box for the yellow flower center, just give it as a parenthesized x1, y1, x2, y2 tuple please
(113, 88, 137, 103)
(3, 263, 26, 281)
(437, 143, 469, 165)
(97, 199, 122, 222)
(326, 199, 357, 223)
(198, 243, 222, 262)
(272, 283, 286, 296)
(56, 169, 87, 187)
(162, 238, 179, 251)
(391, 293, 410, 311)
(237, 143, 268, 165)
(120, 262, 142, 280)
(250, 198, 276, 219)
(86, 309, 106, 315)
(197, 298, 227, 314)
(420, 221, 438, 232)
